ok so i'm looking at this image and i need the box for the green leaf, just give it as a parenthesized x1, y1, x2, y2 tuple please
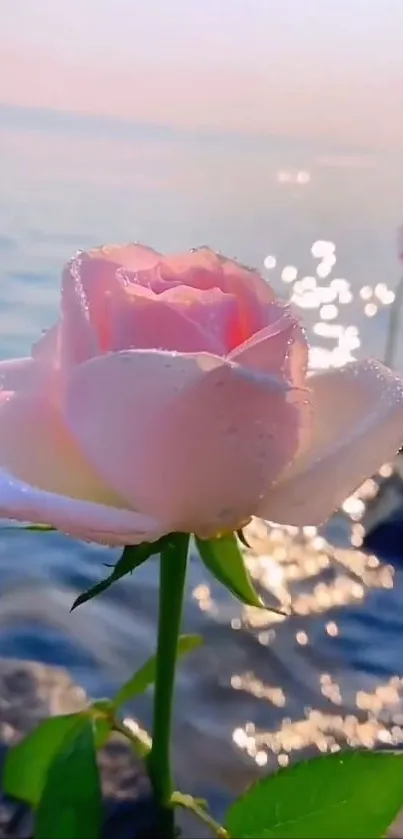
(3, 713, 85, 805)
(89, 699, 114, 749)
(93, 716, 111, 749)
(226, 751, 403, 838)
(34, 720, 102, 839)
(195, 533, 263, 608)
(114, 633, 203, 708)
(71, 537, 169, 610)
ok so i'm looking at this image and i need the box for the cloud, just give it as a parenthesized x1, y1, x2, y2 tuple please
(1, 40, 402, 151)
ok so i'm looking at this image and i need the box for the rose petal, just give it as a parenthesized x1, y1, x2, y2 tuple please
(0, 361, 163, 544)
(60, 245, 163, 361)
(60, 255, 100, 365)
(31, 324, 60, 366)
(258, 359, 403, 526)
(87, 243, 161, 271)
(161, 247, 274, 303)
(60, 245, 275, 360)
(161, 285, 244, 353)
(106, 282, 229, 355)
(220, 255, 276, 329)
(0, 358, 44, 392)
(0, 369, 129, 508)
(108, 280, 242, 354)
(64, 349, 306, 536)
(160, 248, 274, 343)
(228, 308, 308, 385)
(158, 248, 224, 291)
(0, 469, 164, 546)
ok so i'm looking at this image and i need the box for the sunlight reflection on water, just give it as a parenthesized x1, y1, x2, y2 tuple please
(185, 243, 403, 789)
(264, 238, 397, 371)
(1, 122, 403, 816)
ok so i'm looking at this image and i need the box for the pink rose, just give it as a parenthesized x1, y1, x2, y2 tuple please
(1, 244, 403, 545)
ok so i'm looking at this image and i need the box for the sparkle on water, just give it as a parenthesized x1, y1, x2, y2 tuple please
(193, 501, 401, 772)
(190, 241, 403, 775)
(264, 239, 396, 371)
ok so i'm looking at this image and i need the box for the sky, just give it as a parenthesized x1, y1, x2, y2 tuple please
(1, 0, 403, 149)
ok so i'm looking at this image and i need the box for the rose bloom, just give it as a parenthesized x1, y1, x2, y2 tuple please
(0, 245, 402, 546)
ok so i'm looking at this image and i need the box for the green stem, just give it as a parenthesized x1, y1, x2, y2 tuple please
(112, 718, 151, 758)
(171, 792, 229, 837)
(147, 532, 190, 838)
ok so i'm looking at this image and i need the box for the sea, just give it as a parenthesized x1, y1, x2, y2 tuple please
(1, 100, 403, 813)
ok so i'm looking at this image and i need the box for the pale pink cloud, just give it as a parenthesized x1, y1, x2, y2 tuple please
(1, 44, 403, 151)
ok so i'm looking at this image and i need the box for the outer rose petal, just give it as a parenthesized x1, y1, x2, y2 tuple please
(32, 324, 60, 366)
(76, 245, 162, 330)
(0, 359, 164, 544)
(0, 358, 44, 392)
(228, 308, 308, 385)
(0, 469, 164, 546)
(0, 370, 130, 506)
(63, 349, 307, 536)
(79, 243, 162, 342)
(60, 256, 99, 365)
(60, 245, 162, 364)
(258, 359, 403, 526)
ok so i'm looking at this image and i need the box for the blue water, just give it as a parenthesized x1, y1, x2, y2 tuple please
(1, 106, 403, 801)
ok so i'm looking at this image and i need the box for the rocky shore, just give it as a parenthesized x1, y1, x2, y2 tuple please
(0, 658, 158, 839)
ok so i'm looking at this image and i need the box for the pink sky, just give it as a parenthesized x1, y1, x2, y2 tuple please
(1, 0, 403, 150)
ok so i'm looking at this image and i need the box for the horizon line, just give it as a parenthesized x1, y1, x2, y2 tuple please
(0, 100, 378, 159)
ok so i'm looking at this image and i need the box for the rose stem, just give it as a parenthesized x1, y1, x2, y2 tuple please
(146, 532, 190, 839)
